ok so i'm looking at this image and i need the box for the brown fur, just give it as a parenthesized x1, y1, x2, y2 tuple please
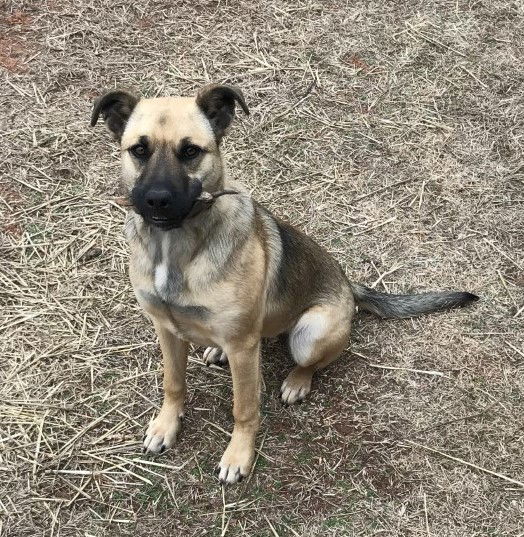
(91, 84, 478, 484)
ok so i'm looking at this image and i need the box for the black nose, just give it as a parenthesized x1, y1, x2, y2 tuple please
(144, 189, 173, 210)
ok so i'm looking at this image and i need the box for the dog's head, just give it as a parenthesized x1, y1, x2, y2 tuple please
(91, 84, 249, 230)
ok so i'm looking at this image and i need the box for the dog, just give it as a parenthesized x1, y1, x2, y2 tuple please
(91, 84, 478, 484)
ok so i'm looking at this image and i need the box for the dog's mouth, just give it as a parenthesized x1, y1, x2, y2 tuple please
(148, 215, 182, 230)
(114, 190, 240, 230)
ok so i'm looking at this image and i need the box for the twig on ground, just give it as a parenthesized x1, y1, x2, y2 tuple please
(403, 440, 524, 489)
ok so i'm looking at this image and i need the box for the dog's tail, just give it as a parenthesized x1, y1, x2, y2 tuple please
(350, 283, 479, 319)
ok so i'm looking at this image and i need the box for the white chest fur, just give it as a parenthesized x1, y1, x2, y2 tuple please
(154, 261, 169, 295)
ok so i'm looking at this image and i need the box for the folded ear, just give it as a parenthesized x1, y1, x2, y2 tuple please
(196, 84, 249, 141)
(90, 90, 139, 142)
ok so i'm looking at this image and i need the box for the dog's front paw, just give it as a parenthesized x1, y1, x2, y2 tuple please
(143, 408, 183, 454)
(203, 346, 228, 367)
(218, 439, 254, 485)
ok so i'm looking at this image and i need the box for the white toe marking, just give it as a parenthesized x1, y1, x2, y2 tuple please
(280, 378, 310, 404)
(147, 435, 164, 453)
(219, 464, 242, 484)
(204, 347, 227, 365)
(218, 466, 228, 482)
(143, 414, 182, 454)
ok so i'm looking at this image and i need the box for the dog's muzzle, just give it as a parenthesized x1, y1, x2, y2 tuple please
(127, 182, 239, 230)
(131, 180, 203, 230)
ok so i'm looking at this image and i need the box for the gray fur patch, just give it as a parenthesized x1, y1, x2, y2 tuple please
(153, 232, 183, 301)
(263, 208, 349, 315)
(139, 290, 210, 320)
(350, 283, 479, 319)
(199, 194, 254, 281)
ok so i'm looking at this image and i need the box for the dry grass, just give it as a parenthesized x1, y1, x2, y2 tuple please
(1, 0, 523, 535)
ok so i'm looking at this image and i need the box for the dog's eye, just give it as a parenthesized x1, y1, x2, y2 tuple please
(129, 144, 148, 159)
(181, 145, 201, 159)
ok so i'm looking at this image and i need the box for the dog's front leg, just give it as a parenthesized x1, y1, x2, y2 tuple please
(143, 321, 188, 454)
(218, 338, 261, 484)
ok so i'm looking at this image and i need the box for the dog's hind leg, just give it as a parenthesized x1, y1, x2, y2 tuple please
(281, 304, 352, 405)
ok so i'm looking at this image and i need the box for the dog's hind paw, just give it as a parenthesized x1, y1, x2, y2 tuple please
(203, 347, 229, 367)
(281, 366, 313, 405)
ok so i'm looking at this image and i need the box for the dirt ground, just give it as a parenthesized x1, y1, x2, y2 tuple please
(1, 1, 523, 536)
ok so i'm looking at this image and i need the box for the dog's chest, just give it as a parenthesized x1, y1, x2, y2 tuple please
(126, 213, 250, 346)
(152, 257, 182, 303)
(153, 263, 169, 297)
(128, 236, 216, 345)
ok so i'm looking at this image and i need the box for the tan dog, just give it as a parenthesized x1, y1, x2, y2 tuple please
(91, 84, 478, 484)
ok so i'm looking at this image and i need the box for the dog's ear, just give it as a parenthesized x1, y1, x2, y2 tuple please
(196, 84, 249, 141)
(90, 90, 139, 142)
